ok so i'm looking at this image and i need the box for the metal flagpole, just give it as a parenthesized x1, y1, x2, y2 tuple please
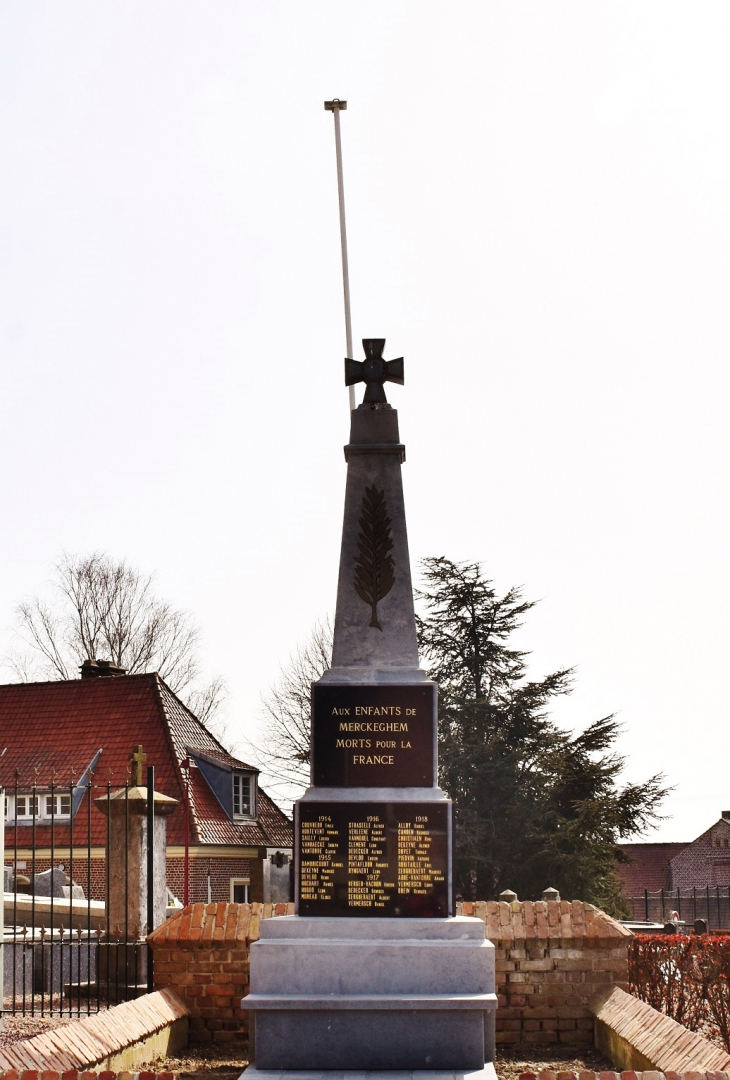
(324, 99, 356, 412)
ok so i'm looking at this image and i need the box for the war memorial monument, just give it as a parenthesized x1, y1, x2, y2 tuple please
(245, 342, 497, 1076)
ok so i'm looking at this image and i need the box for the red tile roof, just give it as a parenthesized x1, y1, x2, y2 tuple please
(617, 842, 689, 895)
(0, 674, 292, 851)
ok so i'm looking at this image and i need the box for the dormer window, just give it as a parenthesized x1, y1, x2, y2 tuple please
(185, 747, 259, 822)
(6, 793, 72, 821)
(232, 773, 253, 818)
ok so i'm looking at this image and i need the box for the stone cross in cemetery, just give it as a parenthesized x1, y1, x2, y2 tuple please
(130, 744, 147, 787)
(246, 341, 497, 1076)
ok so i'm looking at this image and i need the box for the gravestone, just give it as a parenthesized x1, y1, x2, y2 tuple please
(246, 342, 496, 1076)
(62, 883, 85, 900)
(33, 867, 66, 897)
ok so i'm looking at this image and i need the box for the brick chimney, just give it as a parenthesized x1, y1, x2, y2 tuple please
(80, 658, 128, 679)
(722, 811, 730, 820)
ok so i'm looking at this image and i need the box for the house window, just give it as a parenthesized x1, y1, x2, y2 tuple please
(16, 795, 39, 818)
(45, 794, 72, 817)
(232, 773, 252, 817)
(7, 793, 72, 821)
(231, 879, 250, 903)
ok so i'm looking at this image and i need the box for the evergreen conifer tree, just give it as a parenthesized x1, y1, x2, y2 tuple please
(416, 557, 667, 915)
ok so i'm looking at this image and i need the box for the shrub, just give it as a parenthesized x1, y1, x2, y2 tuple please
(629, 933, 730, 1051)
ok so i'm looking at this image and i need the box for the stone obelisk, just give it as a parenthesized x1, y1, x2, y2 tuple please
(246, 342, 496, 1076)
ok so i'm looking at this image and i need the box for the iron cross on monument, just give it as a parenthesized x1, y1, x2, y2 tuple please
(345, 339, 404, 405)
(130, 744, 147, 787)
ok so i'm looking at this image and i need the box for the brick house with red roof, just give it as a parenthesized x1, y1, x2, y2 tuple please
(668, 813, 730, 890)
(618, 813, 730, 912)
(617, 842, 689, 896)
(0, 671, 293, 905)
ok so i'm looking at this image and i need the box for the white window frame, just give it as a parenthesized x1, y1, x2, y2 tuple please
(232, 773, 254, 818)
(15, 794, 40, 819)
(230, 878, 250, 903)
(7, 792, 73, 822)
(45, 793, 72, 818)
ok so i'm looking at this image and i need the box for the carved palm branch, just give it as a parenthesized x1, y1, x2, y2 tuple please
(354, 485, 396, 631)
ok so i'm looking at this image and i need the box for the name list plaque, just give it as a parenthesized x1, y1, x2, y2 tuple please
(297, 801, 449, 917)
(312, 684, 435, 787)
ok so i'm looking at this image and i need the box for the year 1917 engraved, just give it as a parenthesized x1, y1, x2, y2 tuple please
(296, 801, 450, 917)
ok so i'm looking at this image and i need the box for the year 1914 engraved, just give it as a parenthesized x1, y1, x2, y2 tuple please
(296, 801, 450, 917)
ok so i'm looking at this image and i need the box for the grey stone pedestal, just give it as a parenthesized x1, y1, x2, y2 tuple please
(242, 1068, 498, 1080)
(246, 915, 496, 1072)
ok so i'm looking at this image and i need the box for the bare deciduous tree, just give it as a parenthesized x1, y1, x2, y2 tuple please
(250, 617, 332, 807)
(8, 552, 226, 729)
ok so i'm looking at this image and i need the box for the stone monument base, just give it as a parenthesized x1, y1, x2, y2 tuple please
(246, 916, 496, 1072)
(242, 1065, 498, 1080)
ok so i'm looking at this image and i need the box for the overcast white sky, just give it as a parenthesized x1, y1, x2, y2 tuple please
(1, 2, 728, 843)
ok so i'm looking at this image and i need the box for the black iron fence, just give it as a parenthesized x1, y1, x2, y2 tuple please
(2, 766, 157, 1017)
(627, 886, 730, 929)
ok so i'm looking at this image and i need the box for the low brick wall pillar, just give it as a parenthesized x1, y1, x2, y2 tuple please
(148, 901, 294, 1043)
(457, 899, 632, 1045)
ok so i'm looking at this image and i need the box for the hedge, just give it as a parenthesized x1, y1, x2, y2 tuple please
(629, 933, 730, 1051)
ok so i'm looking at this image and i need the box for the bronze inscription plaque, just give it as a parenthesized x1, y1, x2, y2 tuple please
(312, 684, 436, 787)
(297, 800, 450, 917)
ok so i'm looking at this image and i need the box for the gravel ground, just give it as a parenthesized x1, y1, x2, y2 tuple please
(495, 1043, 615, 1080)
(140, 1041, 249, 1080)
(0, 999, 99, 1046)
(141, 1041, 613, 1080)
(3, 1014, 614, 1080)
(1, 1008, 248, 1079)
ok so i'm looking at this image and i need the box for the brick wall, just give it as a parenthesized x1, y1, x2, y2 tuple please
(147, 901, 294, 1043)
(593, 985, 730, 1072)
(671, 819, 730, 889)
(0, 1070, 175, 1080)
(166, 857, 253, 904)
(458, 899, 632, 1045)
(518, 1073, 730, 1080)
(0, 989, 188, 1074)
(149, 899, 630, 1047)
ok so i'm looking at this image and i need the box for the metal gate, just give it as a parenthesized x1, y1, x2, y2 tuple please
(627, 886, 730, 929)
(2, 767, 157, 1017)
